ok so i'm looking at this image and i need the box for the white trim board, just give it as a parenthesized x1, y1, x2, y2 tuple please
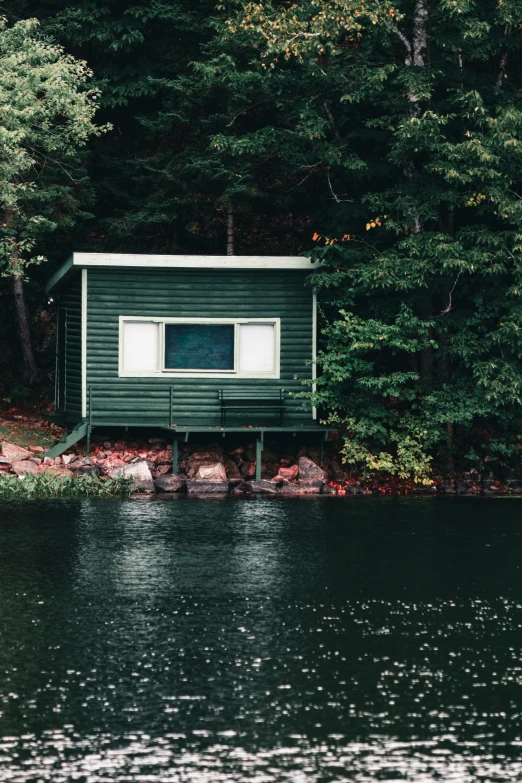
(47, 253, 314, 293)
(81, 269, 87, 418)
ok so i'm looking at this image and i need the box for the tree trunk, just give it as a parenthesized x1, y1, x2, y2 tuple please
(5, 208, 38, 384)
(12, 274, 38, 384)
(227, 202, 235, 256)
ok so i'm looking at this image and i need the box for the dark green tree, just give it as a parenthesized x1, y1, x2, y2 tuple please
(223, 0, 522, 481)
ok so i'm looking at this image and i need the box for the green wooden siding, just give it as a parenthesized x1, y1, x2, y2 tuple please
(85, 268, 313, 426)
(59, 276, 82, 422)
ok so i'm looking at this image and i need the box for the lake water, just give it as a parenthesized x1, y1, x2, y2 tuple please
(0, 496, 521, 782)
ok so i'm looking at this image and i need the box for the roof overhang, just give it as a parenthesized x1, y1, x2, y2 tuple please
(46, 253, 315, 295)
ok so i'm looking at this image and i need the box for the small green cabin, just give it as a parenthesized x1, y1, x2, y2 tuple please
(46, 253, 326, 458)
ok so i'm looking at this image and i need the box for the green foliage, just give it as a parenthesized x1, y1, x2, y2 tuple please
(3, 0, 522, 481)
(0, 17, 108, 278)
(0, 471, 133, 499)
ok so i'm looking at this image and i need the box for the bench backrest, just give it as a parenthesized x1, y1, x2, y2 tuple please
(219, 388, 284, 401)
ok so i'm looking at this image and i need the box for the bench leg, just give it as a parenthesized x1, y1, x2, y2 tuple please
(255, 437, 262, 481)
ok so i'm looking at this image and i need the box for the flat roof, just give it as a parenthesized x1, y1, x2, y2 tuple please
(46, 253, 315, 294)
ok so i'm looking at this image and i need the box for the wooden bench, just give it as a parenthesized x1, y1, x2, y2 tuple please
(219, 388, 286, 426)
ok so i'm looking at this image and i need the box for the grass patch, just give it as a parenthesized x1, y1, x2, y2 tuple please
(0, 472, 133, 499)
(0, 422, 61, 451)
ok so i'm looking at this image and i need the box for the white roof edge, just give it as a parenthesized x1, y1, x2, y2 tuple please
(47, 253, 315, 293)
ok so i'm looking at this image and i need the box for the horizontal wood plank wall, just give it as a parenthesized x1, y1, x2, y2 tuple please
(86, 268, 313, 426)
(62, 277, 82, 422)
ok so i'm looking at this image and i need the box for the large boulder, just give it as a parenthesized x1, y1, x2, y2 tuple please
(0, 456, 12, 472)
(280, 480, 323, 495)
(2, 442, 32, 462)
(190, 462, 227, 481)
(298, 456, 327, 481)
(11, 460, 39, 477)
(108, 459, 155, 493)
(232, 480, 253, 494)
(240, 461, 256, 478)
(187, 445, 225, 471)
(277, 464, 299, 482)
(186, 480, 229, 495)
(224, 458, 242, 481)
(250, 479, 280, 494)
(154, 475, 186, 493)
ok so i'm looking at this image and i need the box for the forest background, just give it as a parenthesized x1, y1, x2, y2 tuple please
(0, 0, 521, 483)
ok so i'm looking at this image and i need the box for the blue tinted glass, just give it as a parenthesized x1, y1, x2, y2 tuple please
(165, 324, 235, 370)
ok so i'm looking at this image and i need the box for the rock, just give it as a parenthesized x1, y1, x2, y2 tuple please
(240, 461, 256, 479)
(346, 483, 371, 495)
(298, 456, 327, 481)
(250, 479, 280, 493)
(280, 480, 323, 495)
(72, 463, 101, 477)
(2, 442, 32, 462)
(153, 464, 171, 478)
(188, 446, 225, 465)
(28, 446, 44, 454)
(156, 447, 173, 463)
(300, 479, 324, 493)
(261, 462, 280, 479)
(328, 459, 345, 482)
(186, 480, 229, 495)
(227, 445, 245, 458)
(278, 464, 299, 481)
(233, 480, 253, 494)
(440, 480, 456, 494)
(42, 456, 54, 466)
(148, 437, 167, 447)
(62, 454, 75, 465)
(11, 460, 39, 477)
(224, 458, 242, 481)
(54, 456, 63, 466)
(154, 475, 186, 493)
(190, 462, 227, 481)
(455, 480, 469, 494)
(321, 483, 338, 495)
(108, 459, 155, 493)
(0, 457, 11, 472)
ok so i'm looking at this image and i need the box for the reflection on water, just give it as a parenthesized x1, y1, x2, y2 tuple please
(0, 496, 521, 781)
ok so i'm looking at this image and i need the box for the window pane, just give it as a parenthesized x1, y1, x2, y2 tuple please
(165, 324, 235, 370)
(239, 324, 275, 372)
(122, 321, 159, 372)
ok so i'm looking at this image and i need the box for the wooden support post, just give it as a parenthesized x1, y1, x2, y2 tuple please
(320, 437, 324, 467)
(255, 437, 263, 481)
(171, 436, 179, 475)
(169, 387, 173, 428)
(87, 385, 92, 456)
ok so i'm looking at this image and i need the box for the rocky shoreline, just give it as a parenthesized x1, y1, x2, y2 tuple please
(1, 432, 521, 497)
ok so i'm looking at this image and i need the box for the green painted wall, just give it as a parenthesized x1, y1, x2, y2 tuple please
(58, 276, 82, 422)
(84, 267, 314, 426)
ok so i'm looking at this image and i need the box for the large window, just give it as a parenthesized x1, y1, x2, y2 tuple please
(119, 318, 279, 378)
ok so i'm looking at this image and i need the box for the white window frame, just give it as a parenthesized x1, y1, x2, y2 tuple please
(118, 316, 281, 379)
